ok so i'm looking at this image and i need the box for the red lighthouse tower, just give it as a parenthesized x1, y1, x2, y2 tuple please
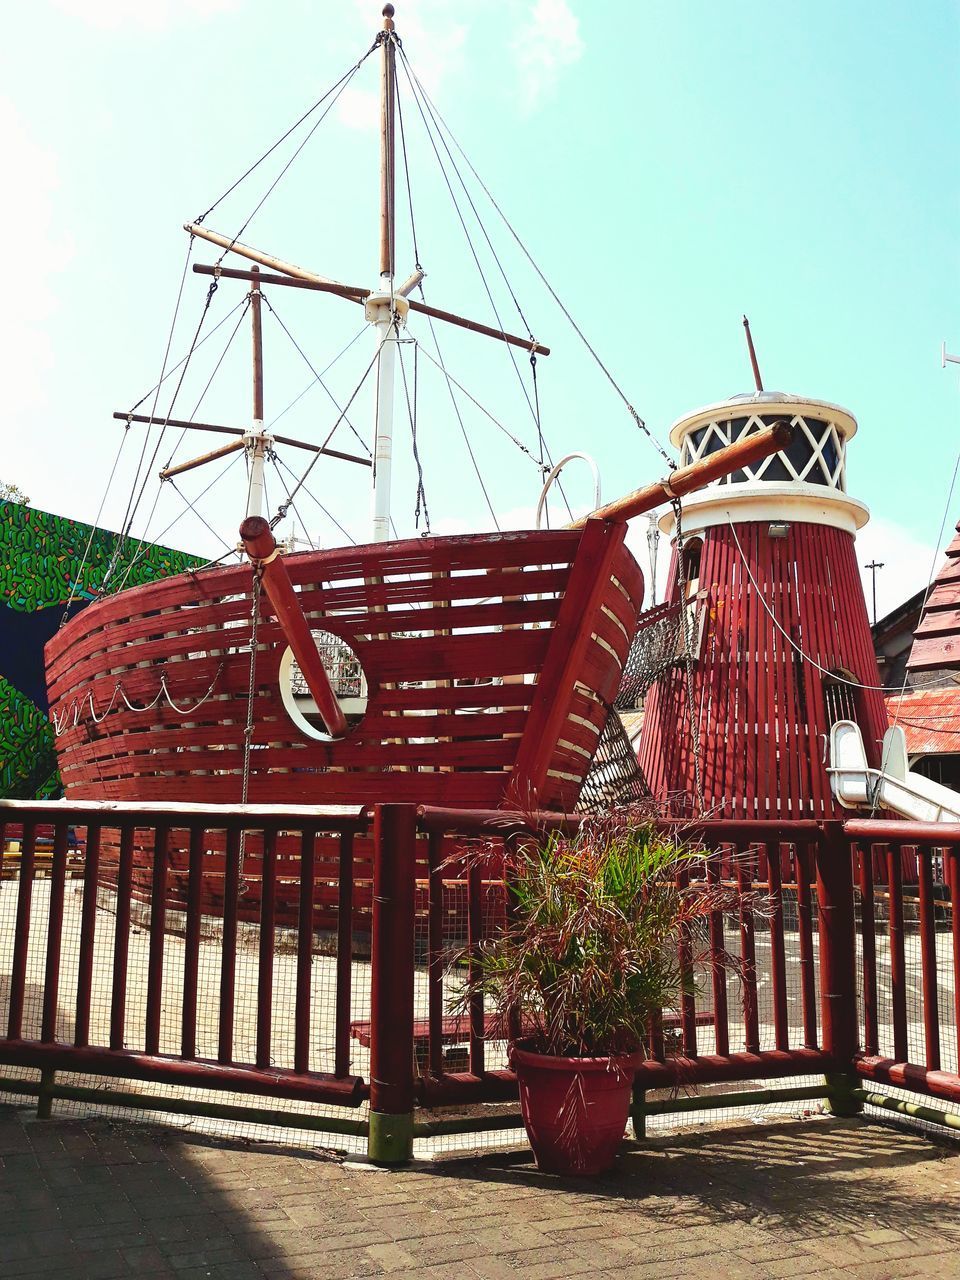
(636, 390, 888, 819)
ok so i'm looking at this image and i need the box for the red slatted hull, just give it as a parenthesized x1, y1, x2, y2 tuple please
(46, 526, 643, 813)
(637, 521, 887, 819)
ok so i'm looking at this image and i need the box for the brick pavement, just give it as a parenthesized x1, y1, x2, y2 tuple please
(1, 1103, 959, 1279)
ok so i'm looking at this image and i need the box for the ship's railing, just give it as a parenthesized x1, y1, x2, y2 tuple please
(0, 802, 958, 1160)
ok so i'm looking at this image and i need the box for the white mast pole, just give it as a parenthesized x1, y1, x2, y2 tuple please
(369, 3, 405, 544)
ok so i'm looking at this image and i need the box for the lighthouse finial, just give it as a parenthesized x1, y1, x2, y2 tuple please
(383, 3, 395, 30)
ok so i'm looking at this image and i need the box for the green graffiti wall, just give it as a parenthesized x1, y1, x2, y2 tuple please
(0, 499, 202, 798)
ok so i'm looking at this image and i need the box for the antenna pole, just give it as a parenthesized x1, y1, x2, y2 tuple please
(370, 3, 404, 543)
(865, 560, 884, 626)
(245, 265, 271, 519)
(742, 315, 764, 392)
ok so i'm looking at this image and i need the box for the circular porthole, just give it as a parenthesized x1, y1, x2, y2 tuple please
(279, 630, 368, 743)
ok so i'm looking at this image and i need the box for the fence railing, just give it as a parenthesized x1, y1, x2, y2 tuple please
(1, 801, 958, 1160)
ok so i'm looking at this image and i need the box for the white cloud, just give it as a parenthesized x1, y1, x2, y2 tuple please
(0, 100, 74, 425)
(50, 0, 237, 30)
(511, 0, 584, 113)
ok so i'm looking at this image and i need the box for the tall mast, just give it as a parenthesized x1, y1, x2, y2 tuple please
(368, 2, 406, 543)
(245, 264, 270, 519)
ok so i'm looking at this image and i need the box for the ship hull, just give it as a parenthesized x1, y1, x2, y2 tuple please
(46, 523, 643, 813)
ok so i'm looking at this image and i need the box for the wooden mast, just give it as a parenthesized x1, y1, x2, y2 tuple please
(245, 265, 269, 519)
(380, 4, 397, 280)
(370, 3, 403, 542)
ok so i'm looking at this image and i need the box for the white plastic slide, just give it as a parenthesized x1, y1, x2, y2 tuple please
(828, 719, 960, 823)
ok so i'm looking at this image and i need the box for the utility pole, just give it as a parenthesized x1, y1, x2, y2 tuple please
(865, 560, 884, 626)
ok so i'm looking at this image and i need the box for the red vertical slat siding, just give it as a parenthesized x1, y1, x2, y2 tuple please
(41, 825, 69, 1044)
(886, 844, 909, 1062)
(637, 520, 887, 820)
(951, 847, 960, 1075)
(796, 841, 819, 1049)
(859, 845, 879, 1057)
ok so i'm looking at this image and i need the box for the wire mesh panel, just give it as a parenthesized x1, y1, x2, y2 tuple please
(0, 804, 373, 1151)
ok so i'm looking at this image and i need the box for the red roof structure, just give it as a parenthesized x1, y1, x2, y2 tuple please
(907, 522, 960, 675)
(885, 687, 960, 756)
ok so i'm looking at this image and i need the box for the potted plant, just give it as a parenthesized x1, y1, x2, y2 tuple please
(450, 811, 753, 1176)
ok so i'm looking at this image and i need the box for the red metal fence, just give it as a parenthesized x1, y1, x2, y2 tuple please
(0, 802, 958, 1160)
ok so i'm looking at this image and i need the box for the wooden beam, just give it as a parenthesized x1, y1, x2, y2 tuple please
(569, 421, 793, 527)
(160, 439, 246, 481)
(113, 413, 371, 468)
(193, 263, 369, 304)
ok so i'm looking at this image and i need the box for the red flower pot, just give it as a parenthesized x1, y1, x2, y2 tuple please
(510, 1041, 635, 1176)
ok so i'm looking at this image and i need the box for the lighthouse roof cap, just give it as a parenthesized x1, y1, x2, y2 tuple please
(668, 391, 858, 448)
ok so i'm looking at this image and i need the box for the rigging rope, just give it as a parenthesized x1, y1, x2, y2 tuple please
(59, 423, 132, 626)
(401, 50, 673, 470)
(397, 334, 430, 531)
(112, 272, 224, 593)
(51, 664, 224, 734)
(260, 295, 370, 454)
(194, 43, 379, 226)
(104, 238, 196, 593)
(267, 326, 367, 430)
(127, 298, 248, 415)
(397, 51, 544, 442)
(271, 344, 382, 528)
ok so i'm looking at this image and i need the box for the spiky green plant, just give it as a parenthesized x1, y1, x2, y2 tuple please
(450, 810, 761, 1060)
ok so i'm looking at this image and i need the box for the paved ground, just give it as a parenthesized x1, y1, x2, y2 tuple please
(2, 1105, 959, 1280)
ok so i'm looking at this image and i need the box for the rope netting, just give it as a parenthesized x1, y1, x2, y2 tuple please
(578, 600, 687, 812)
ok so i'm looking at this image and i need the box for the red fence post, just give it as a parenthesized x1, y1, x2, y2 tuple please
(816, 822, 862, 1116)
(368, 803, 417, 1165)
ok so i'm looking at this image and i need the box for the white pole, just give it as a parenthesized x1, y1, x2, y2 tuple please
(370, 302, 397, 543)
(245, 428, 268, 520)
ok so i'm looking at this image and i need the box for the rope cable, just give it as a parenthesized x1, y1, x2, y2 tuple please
(260, 296, 370, 453)
(194, 43, 379, 225)
(266, 326, 367, 430)
(403, 53, 673, 468)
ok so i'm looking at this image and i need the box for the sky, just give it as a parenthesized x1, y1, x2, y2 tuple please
(1, 0, 958, 619)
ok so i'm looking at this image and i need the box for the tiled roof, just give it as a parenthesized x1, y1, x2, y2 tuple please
(885, 687, 960, 755)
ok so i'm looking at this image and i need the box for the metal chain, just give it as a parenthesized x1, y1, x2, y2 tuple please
(671, 497, 705, 815)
